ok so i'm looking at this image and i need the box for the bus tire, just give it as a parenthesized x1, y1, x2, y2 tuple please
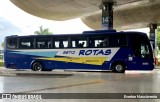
(112, 62, 125, 73)
(32, 62, 43, 71)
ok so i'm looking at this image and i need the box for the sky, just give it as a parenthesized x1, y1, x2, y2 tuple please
(0, 0, 149, 49)
(0, 0, 92, 40)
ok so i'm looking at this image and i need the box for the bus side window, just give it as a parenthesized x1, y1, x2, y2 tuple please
(72, 41, 76, 48)
(52, 41, 55, 48)
(95, 40, 103, 47)
(60, 41, 69, 48)
(36, 38, 52, 49)
(59, 41, 64, 48)
(48, 41, 52, 48)
(55, 41, 59, 48)
(78, 42, 85, 47)
(19, 38, 34, 49)
(78, 41, 87, 48)
(89, 40, 95, 47)
(55, 40, 68, 48)
(72, 40, 80, 48)
(7, 38, 17, 49)
(63, 41, 69, 48)
(109, 34, 127, 47)
(20, 41, 32, 49)
(71, 37, 87, 48)
(90, 36, 108, 48)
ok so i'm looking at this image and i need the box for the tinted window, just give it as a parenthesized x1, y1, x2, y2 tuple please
(6, 38, 17, 49)
(54, 37, 69, 48)
(19, 38, 34, 49)
(109, 34, 127, 47)
(89, 36, 108, 48)
(130, 34, 150, 58)
(71, 37, 87, 48)
(36, 37, 52, 49)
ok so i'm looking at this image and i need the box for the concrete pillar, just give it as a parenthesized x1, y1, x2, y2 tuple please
(149, 24, 157, 50)
(149, 24, 158, 65)
(102, 2, 114, 30)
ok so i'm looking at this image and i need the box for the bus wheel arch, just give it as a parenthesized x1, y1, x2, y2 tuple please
(31, 61, 43, 71)
(111, 61, 126, 73)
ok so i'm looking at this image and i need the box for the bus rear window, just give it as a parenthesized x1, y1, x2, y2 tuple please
(6, 38, 17, 49)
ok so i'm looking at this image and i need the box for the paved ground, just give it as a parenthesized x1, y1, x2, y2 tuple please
(0, 67, 160, 102)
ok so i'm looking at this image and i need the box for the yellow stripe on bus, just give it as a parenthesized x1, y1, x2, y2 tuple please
(36, 57, 108, 65)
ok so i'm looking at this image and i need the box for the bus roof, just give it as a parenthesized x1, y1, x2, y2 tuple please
(82, 30, 117, 34)
(5, 30, 147, 38)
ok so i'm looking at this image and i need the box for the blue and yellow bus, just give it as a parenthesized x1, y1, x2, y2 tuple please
(4, 30, 154, 73)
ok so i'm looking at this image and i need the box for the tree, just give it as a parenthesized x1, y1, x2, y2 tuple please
(34, 26, 52, 35)
(157, 27, 160, 49)
(1, 42, 4, 48)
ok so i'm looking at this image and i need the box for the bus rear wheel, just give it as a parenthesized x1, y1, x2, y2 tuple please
(32, 62, 43, 71)
(112, 63, 125, 73)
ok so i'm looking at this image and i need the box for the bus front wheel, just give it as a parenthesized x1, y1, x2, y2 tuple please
(112, 63, 125, 73)
(32, 62, 43, 71)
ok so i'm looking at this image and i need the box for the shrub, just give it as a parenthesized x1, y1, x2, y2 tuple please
(0, 62, 4, 67)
